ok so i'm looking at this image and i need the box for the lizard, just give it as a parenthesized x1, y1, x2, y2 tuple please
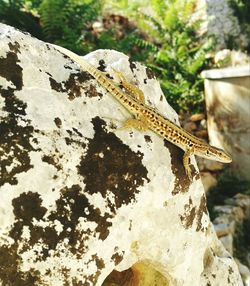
(51, 44, 232, 180)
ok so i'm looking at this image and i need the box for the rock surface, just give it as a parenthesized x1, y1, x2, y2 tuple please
(0, 24, 243, 286)
(212, 193, 250, 285)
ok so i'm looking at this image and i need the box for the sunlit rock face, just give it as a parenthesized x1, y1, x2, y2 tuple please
(0, 23, 243, 286)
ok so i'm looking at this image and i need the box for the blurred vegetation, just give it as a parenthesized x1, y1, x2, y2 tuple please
(207, 170, 250, 220)
(0, 0, 248, 112)
(234, 221, 250, 267)
(228, 0, 250, 53)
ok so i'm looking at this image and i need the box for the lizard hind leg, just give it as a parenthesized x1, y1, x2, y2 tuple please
(110, 68, 145, 103)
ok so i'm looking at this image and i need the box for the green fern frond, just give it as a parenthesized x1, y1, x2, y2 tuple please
(0, 0, 44, 39)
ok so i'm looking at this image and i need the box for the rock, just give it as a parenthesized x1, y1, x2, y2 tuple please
(197, 157, 224, 172)
(183, 121, 197, 132)
(212, 194, 250, 284)
(235, 260, 250, 286)
(194, 129, 208, 138)
(189, 113, 205, 122)
(214, 223, 231, 237)
(214, 49, 250, 67)
(219, 234, 233, 254)
(200, 119, 207, 129)
(200, 171, 218, 193)
(0, 24, 243, 286)
(197, 157, 225, 171)
(213, 205, 245, 223)
(224, 194, 250, 217)
(200, 225, 242, 286)
(247, 253, 250, 268)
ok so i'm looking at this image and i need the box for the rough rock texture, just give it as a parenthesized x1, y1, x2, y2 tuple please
(0, 24, 243, 286)
(212, 194, 250, 285)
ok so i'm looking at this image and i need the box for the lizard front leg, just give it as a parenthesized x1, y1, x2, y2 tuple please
(183, 147, 195, 180)
(118, 114, 149, 131)
(122, 118, 149, 131)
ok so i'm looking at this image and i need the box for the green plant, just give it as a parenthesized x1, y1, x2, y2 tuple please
(1, 0, 213, 112)
(0, 0, 150, 58)
(0, 0, 102, 53)
(38, 0, 102, 53)
(139, 0, 213, 112)
(0, 0, 44, 40)
(228, 0, 250, 53)
(106, 0, 213, 112)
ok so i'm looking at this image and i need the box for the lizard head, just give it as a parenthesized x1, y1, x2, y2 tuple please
(201, 145, 232, 163)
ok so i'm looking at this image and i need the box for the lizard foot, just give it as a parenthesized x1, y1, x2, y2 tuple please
(119, 118, 149, 131)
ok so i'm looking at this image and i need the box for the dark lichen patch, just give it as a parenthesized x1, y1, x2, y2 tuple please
(0, 52, 35, 186)
(85, 83, 103, 99)
(8, 41, 20, 54)
(65, 72, 91, 100)
(45, 71, 52, 77)
(102, 268, 134, 286)
(0, 183, 113, 284)
(164, 140, 192, 195)
(228, 266, 233, 275)
(196, 194, 208, 232)
(72, 277, 88, 286)
(49, 70, 91, 100)
(9, 192, 50, 249)
(145, 67, 156, 79)
(0, 192, 46, 285)
(60, 267, 71, 284)
(180, 194, 208, 231)
(0, 244, 42, 286)
(49, 77, 64, 92)
(91, 254, 105, 270)
(83, 255, 105, 285)
(144, 135, 152, 143)
(0, 52, 23, 89)
(64, 64, 73, 70)
(129, 59, 136, 73)
(64, 135, 87, 149)
(129, 220, 132, 230)
(12, 192, 47, 223)
(54, 117, 62, 128)
(179, 197, 196, 229)
(49, 184, 112, 242)
(98, 59, 107, 72)
(0, 108, 35, 186)
(42, 154, 62, 171)
(77, 116, 149, 210)
(111, 251, 124, 265)
(72, 127, 83, 137)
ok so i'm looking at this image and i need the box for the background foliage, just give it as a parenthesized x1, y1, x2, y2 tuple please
(0, 0, 249, 112)
(228, 0, 250, 52)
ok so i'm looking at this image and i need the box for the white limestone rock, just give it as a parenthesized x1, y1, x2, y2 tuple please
(0, 23, 243, 286)
(200, 171, 218, 193)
